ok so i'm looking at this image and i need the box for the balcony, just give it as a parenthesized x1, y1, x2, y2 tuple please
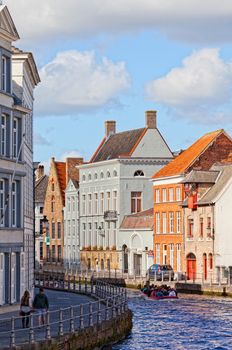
(104, 210, 118, 221)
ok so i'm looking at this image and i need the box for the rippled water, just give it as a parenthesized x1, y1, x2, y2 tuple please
(113, 291, 232, 350)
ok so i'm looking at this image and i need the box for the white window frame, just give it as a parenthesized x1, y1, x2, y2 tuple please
(156, 244, 160, 264)
(169, 212, 174, 233)
(12, 181, 16, 227)
(155, 212, 160, 234)
(88, 193, 92, 215)
(82, 194, 86, 215)
(169, 188, 174, 202)
(176, 211, 181, 233)
(170, 244, 174, 268)
(13, 118, 18, 159)
(100, 192, 104, 214)
(94, 193, 98, 215)
(112, 190, 117, 211)
(176, 187, 181, 201)
(1, 114, 6, 156)
(177, 244, 181, 271)
(162, 188, 167, 202)
(155, 189, 160, 203)
(162, 212, 167, 234)
(1, 56, 6, 92)
(106, 191, 111, 211)
(0, 179, 5, 227)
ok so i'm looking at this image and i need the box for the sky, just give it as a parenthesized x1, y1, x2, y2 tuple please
(5, 0, 232, 169)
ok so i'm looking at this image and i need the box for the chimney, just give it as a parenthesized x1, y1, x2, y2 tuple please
(105, 121, 116, 138)
(35, 165, 44, 181)
(145, 110, 157, 129)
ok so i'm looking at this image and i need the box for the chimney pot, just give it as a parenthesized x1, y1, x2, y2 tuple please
(105, 121, 116, 138)
(145, 110, 157, 129)
(35, 165, 44, 181)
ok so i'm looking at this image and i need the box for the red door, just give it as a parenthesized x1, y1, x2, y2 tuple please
(203, 254, 207, 280)
(187, 254, 196, 280)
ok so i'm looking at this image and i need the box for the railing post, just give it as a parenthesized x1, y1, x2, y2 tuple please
(10, 317, 15, 348)
(79, 276, 81, 292)
(91, 277, 94, 294)
(70, 307, 75, 333)
(59, 309, 64, 336)
(68, 275, 71, 290)
(89, 303, 93, 326)
(29, 314, 35, 344)
(80, 304, 84, 329)
(112, 298, 116, 318)
(85, 277, 87, 293)
(73, 275, 76, 291)
(46, 311, 51, 340)
(105, 299, 110, 320)
(97, 300, 101, 323)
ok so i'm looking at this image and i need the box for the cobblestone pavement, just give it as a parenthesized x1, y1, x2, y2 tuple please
(0, 289, 103, 349)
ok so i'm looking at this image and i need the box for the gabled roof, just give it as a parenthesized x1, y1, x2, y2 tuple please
(182, 170, 219, 184)
(35, 175, 48, 203)
(120, 208, 154, 230)
(54, 161, 66, 203)
(90, 128, 146, 162)
(153, 130, 224, 179)
(198, 164, 232, 205)
(0, 5, 19, 42)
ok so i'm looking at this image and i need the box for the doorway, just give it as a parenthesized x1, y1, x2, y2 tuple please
(187, 253, 196, 280)
(133, 254, 142, 276)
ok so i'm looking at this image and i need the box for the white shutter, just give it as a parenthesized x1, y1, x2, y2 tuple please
(20, 253, 25, 297)
(0, 254, 4, 305)
(11, 253, 16, 303)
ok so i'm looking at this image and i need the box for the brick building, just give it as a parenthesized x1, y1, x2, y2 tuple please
(152, 129, 232, 274)
(43, 157, 83, 268)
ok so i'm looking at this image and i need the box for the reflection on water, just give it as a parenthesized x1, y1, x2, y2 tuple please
(113, 290, 232, 350)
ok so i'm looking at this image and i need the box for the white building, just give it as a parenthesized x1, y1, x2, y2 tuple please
(78, 110, 173, 271)
(118, 208, 154, 275)
(64, 179, 80, 270)
(0, 5, 40, 305)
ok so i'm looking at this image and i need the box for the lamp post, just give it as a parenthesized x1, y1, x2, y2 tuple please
(42, 215, 50, 263)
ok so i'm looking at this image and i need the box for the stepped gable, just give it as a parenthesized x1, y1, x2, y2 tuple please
(35, 175, 48, 203)
(153, 130, 232, 179)
(120, 208, 154, 230)
(90, 128, 146, 162)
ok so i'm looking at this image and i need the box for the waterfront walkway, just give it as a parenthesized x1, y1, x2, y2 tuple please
(0, 289, 100, 348)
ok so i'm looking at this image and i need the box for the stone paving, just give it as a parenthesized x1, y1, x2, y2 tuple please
(0, 289, 104, 349)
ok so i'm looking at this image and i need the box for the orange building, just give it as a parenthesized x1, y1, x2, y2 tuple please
(43, 157, 83, 268)
(152, 129, 232, 274)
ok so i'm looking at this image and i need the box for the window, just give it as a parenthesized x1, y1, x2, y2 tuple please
(51, 196, 55, 213)
(57, 222, 61, 239)
(68, 220, 71, 236)
(1, 115, 6, 156)
(162, 188, 167, 202)
(39, 206, 43, 214)
(100, 172, 104, 179)
(57, 245, 62, 262)
(113, 191, 117, 211)
(209, 253, 213, 270)
(46, 246, 50, 261)
(155, 189, 160, 203)
(106, 171, 111, 178)
(113, 222, 116, 247)
(72, 219, 75, 235)
(93, 222, 98, 247)
(162, 212, 167, 234)
(88, 194, 92, 214)
(67, 197, 71, 212)
(0, 179, 5, 227)
(72, 197, 75, 211)
(176, 187, 181, 201)
(12, 181, 16, 227)
(169, 188, 174, 202)
(88, 173, 92, 181)
(156, 244, 160, 264)
(177, 244, 181, 271)
(207, 217, 212, 237)
(94, 173, 98, 180)
(1, 56, 7, 92)
(131, 192, 142, 214)
(39, 242, 43, 260)
(163, 244, 167, 264)
(82, 194, 86, 215)
(82, 174, 86, 182)
(169, 212, 174, 233)
(106, 191, 111, 211)
(170, 244, 174, 268)
(52, 222, 55, 239)
(200, 218, 203, 239)
(176, 211, 181, 233)
(52, 245, 56, 262)
(13, 118, 18, 159)
(155, 212, 160, 234)
(187, 218, 194, 238)
(88, 223, 92, 246)
(51, 182, 55, 191)
(134, 170, 144, 177)
(94, 193, 98, 214)
(82, 223, 86, 247)
(100, 192, 104, 214)
(39, 219, 43, 234)
(113, 170, 117, 177)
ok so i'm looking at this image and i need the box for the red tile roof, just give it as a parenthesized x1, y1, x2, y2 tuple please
(54, 161, 66, 203)
(153, 129, 224, 179)
(120, 208, 154, 230)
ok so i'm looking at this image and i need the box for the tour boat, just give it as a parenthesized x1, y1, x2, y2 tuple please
(141, 291, 178, 300)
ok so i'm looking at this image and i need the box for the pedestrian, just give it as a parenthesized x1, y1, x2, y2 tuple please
(33, 287, 49, 326)
(20, 290, 31, 328)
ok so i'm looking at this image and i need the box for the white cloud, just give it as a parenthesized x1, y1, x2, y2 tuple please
(35, 50, 130, 116)
(5, 0, 232, 45)
(60, 150, 83, 161)
(146, 48, 232, 124)
(34, 132, 50, 145)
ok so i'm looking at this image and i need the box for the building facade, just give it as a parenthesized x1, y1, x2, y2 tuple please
(118, 208, 154, 275)
(78, 110, 173, 271)
(64, 179, 80, 270)
(152, 130, 232, 275)
(0, 5, 40, 305)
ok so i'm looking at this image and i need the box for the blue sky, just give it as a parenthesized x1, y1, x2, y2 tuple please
(5, 0, 232, 168)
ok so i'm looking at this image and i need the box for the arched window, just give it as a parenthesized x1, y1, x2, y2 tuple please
(51, 182, 55, 191)
(209, 253, 213, 270)
(100, 172, 104, 179)
(88, 173, 92, 181)
(106, 171, 111, 178)
(113, 170, 117, 177)
(82, 174, 86, 182)
(134, 170, 144, 177)
(94, 173, 98, 180)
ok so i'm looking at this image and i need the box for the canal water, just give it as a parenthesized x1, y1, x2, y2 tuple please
(113, 290, 232, 350)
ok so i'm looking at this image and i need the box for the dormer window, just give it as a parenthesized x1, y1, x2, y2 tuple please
(134, 170, 144, 177)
